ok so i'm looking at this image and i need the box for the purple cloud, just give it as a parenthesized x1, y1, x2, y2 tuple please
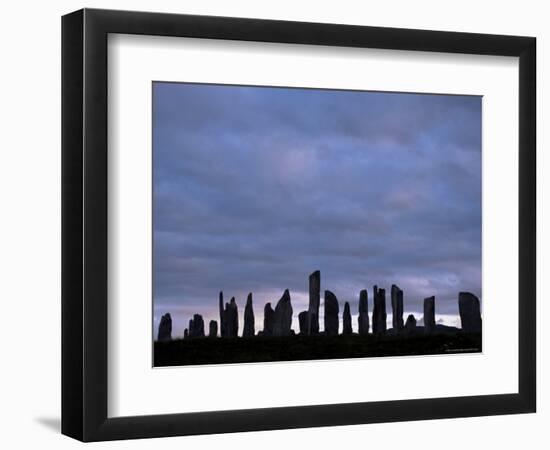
(153, 83, 481, 336)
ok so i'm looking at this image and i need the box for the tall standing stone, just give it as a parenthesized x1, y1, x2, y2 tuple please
(372, 286, 387, 334)
(459, 292, 482, 333)
(298, 311, 308, 335)
(307, 270, 321, 334)
(358, 289, 369, 335)
(183, 328, 189, 339)
(308, 313, 318, 334)
(273, 289, 293, 336)
(263, 303, 275, 336)
(157, 313, 172, 341)
(243, 293, 255, 337)
(343, 302, 352, 335)
(188, 318, 195, 338)
(423, 296, 436, 333)
(209, 320, 218, 338)
(324, 290, 340, 336)
(391, 285, 404, 331)
(219, 291, 226, 337)
(372, 286, 378, 332)
(225, 297, 239, 337)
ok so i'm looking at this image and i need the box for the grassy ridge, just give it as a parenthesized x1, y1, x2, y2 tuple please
(154, 332, 482, 367)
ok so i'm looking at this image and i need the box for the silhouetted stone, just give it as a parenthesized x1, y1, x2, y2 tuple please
(372, 286, 387, 334)
(223, 304, 228, 333)
(209, 320, 218, 338)
(424, 296, 435, 333)
(358, 289, 369, 335)
(157, 313, 172, 341)
(219, 291, 226, 337)
(404, 314, 417, 332)
(343, 302, 352, 334)
(189, 314, 205, 338)
(459, 292, 482, 333)
(196, 314, 205, 337)
(308, 312, 318, 334)
(307, 270, 321, 334)
(391, 285, 404, 331)
(263, 303, 275, 336)
(273, 289, 293, 336)
(243, 293, 255, 337)
(183, 328, 188, 339)
(324, 290, 340, 336)
(225, 298, 239, 337)
(298, 311, 308, 335)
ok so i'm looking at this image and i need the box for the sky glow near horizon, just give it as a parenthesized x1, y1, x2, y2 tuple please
(153, 82, 482, 337)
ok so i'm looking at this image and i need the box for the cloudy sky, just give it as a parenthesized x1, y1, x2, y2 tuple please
(153, 82, 481, 337)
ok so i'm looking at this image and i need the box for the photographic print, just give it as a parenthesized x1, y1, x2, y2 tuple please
(152, 82, 482, 367)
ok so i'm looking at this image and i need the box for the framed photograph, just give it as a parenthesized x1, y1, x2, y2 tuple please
(62, 8, 536, 441)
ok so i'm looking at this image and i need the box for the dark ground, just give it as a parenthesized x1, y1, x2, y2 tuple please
(154, 331, 482, 367)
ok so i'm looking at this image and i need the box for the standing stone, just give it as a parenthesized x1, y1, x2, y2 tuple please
(372, 286, 379, 333)
(391, 285, 404, 331)
(223, 304, 228, 336)
(306, 315, 319, 335)
(307, 270, 321, 334)
(423, 296, 436, 333)
(195, 314, 205, 337)
(324, 290, 340, 336)
(298, 311, 308, 335)
(343, 302, 352, 335)
(225, 298, 239, 337)
(358, 289, 369, 335)
(459, 292, 482, 333)
(243, 293, 255, 337)
(209, 320, 218, 338)
(404, 314, 417, 332)
(157, 313, 172, 341)
(372, 286, 387, 334)
(273, 290, 293, 336)
(188, 318, 195, 338)
(263, 303, 275, 336)
(219, 291, 226, 337)
(183, 328, 188, 339)
(190, 314, 205, 337)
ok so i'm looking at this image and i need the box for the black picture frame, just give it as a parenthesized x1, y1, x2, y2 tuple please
(61, 8, 536, 442)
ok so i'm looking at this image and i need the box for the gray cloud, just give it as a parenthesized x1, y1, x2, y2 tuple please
(153, 83, 481, 336)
